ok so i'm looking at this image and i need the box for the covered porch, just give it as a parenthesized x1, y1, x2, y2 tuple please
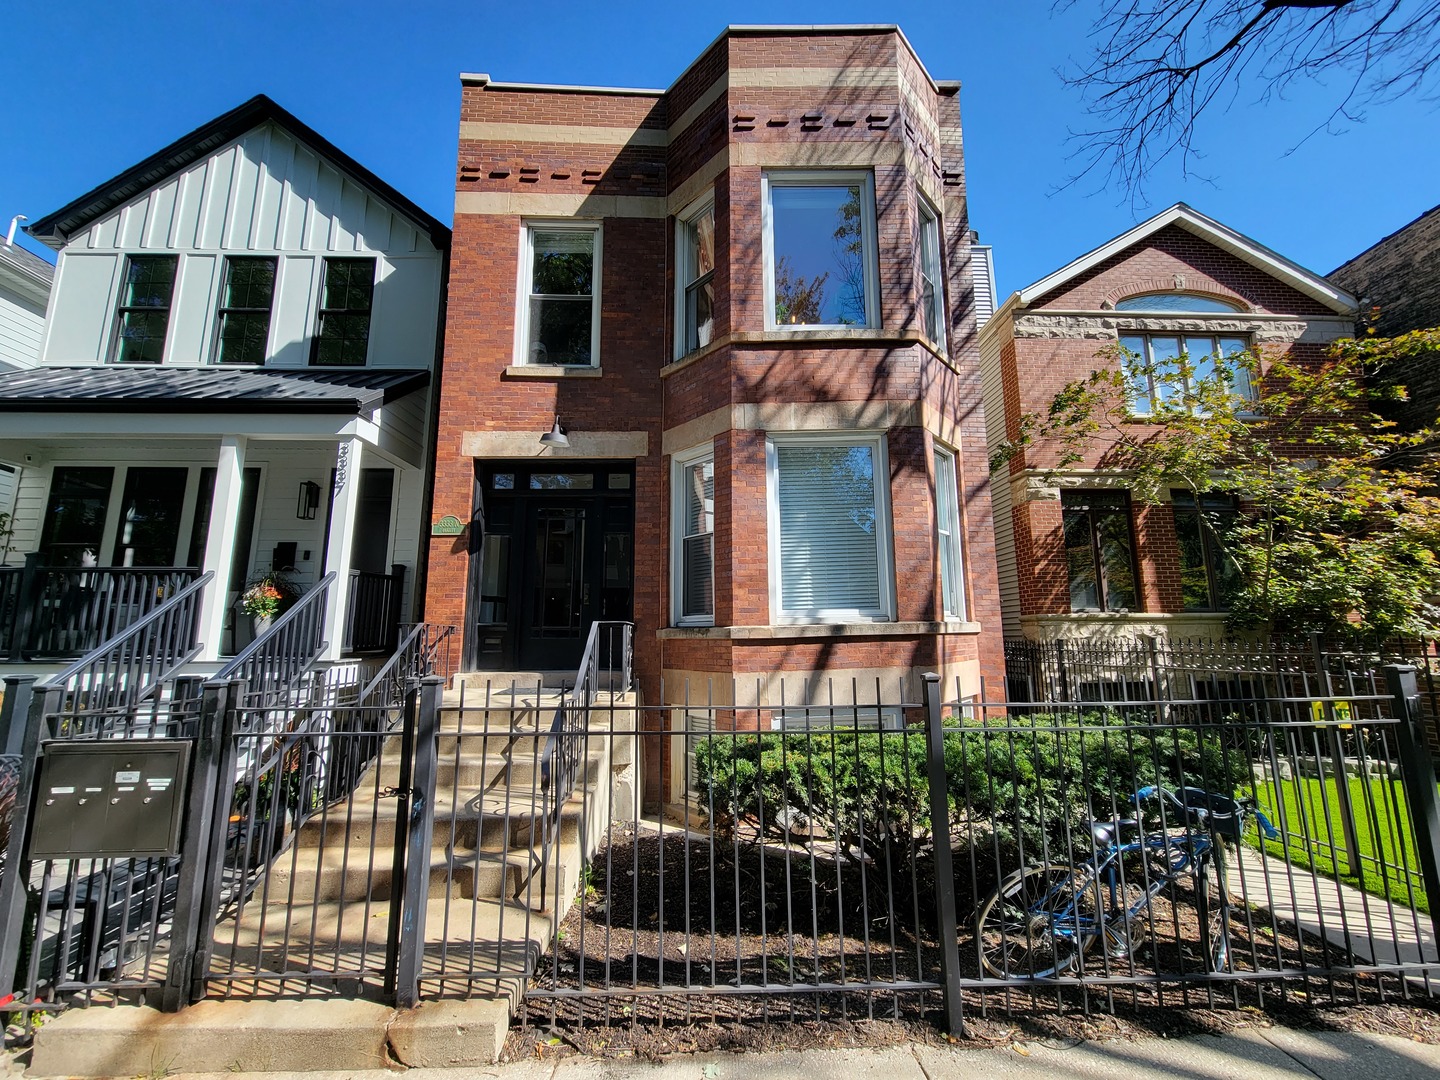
(0, 366, 430, 669)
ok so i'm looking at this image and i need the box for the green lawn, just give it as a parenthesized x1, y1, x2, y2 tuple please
(1251, 772, 1430, 914)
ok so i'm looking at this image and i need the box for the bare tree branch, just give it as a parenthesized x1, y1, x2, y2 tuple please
(1058, 0, 1440, 204)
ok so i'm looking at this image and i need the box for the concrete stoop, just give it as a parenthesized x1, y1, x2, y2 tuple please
(29, 997, 510, 1076)
(34, 684, 638, 1075)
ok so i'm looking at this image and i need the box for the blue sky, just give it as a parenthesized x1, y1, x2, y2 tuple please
(5, 1, 1436, 299)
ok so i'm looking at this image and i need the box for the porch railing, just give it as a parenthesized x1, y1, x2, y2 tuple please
(342, 564, 406, 655)
(215, 572, 335, 709)
(1, 555, 202, 661)
(33, 570, 215, 734)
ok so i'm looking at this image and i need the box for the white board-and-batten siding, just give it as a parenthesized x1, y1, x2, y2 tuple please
(39, 121, 443, 371)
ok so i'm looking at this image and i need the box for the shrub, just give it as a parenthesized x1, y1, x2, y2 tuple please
(693, 712, 1254, 870)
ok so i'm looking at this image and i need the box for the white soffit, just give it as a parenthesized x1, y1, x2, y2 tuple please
(1015, 203, 1357, 315)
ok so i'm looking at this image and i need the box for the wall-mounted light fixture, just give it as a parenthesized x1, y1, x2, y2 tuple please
(539, 416, 570, 448)
(297, 480, 321, 520)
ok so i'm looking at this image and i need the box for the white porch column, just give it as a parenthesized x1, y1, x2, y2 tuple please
(321, 436, 363, 661)
(198, 435, 247, 662)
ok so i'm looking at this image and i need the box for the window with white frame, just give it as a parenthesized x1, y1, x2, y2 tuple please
(917, 196, 945, 349)
(216, 256, 277, 365)
(767, 434, 893, 621)
(934, 445, 965, 619)
(672, 446, 715, 624)
(676, 200, 715, 358)
(1120, 333, 1253, 416)
(520, 223, 599, 366)
(763, 171, 878, 329)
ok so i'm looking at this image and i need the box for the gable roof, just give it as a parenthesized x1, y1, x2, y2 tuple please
(26, 95, 450, 251)
(0, 240, 54, 306)
(1014, 203, 1355, 316)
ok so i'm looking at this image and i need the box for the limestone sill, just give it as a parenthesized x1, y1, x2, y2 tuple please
(657, 621, 982, 641)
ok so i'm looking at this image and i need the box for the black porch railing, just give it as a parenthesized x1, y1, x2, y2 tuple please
(343, 564, 406, 655)
(215, 572, 335, 709)
(1, 556, 202, 661)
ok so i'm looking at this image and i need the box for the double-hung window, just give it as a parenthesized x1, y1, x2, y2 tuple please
(917, 196, 945, 349)
(676, 201, 715, 358)
(1172, 490, 1242, 611)
(763, 171, 878, 329)
(113, 255, 178, 364)
(934, 446, 965, 618)
(216, 256, 277, 365)
(520, 224, 599, 366)
(1061, 489, 1137, 613)
(312, 258, 375, 366)
(672, 446, 715, 625)
(1120, 333, 1251, 415)
(767, 434, 893, 621)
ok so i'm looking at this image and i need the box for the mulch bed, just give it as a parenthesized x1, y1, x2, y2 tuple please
(503, 824, 1440, 1062)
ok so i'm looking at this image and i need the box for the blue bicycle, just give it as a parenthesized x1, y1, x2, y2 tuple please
(975, 785, 1280, 978)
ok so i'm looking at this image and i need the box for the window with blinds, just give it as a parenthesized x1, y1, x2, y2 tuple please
(934, 445, 965, 619)
(674, 451, 715, 623)
(770, 438, 892, 620)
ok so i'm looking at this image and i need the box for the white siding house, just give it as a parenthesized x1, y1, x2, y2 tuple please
(0, 237, 53, 371)
(1, 96, 449, 673)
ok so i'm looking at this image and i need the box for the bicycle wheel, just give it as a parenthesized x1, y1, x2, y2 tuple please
(1195, 857, 1232, 973)
(976, 865, 1099, 978)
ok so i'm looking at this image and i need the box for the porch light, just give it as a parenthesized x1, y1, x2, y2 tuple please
(540, 416, 570, 448)
(297, 480, 321, 520)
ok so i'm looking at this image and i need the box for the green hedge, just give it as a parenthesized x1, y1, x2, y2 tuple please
(693, 712, 1252, 862)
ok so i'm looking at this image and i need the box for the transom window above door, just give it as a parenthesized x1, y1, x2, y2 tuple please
(763, 171, 878, 330)
(520, 224, 600, 366)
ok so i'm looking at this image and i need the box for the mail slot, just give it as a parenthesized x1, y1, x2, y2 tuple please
(29, 741, 192, 859)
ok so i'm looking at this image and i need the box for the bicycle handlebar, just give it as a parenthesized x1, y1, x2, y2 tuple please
(1132, 784, 1280, 840)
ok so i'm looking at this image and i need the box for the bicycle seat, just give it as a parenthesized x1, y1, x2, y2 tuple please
(1089, 818, 1138, 846)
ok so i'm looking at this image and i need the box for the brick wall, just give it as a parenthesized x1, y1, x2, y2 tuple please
(430, 28, 1005, 781)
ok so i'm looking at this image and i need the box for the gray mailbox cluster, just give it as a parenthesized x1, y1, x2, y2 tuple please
(29, 740, 192, 860)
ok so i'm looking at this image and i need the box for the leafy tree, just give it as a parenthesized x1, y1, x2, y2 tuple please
(1061, 0, 1440, 201)
(992, 328, 1440, 639)
(773, 255, 828, 325)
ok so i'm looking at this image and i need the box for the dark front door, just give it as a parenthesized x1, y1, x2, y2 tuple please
(466, 462, 633, 672)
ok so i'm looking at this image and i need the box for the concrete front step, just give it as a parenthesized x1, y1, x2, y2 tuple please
(296, 788, 593, 850)
(209, 894, 559, 974)
(264, 840, 580, 907)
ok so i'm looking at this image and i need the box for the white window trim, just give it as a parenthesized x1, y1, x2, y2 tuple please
(673, 192, 715, 361)
(917, 193, 946, 352)
(761, 170, 880, 332)
(670, 442, 716, 627)
(1119, 331, 1254, 418)
(933, 443, 965, 620)
(514, 219, 602, 368)
(209, 254, 281, 367)
(310, 255, 379, 368)
(765, 430, 896, 624)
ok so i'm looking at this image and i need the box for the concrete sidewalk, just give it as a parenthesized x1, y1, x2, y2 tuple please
(53, 1028, 1440, 1080)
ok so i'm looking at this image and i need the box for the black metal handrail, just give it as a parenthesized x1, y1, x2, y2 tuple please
(2, 557, 203, 661)
(541, 620, 633, 808)
(36, 570, 215, 730)
(216, 572, 335, 709)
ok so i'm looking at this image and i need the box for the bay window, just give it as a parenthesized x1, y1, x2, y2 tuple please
(672, 446, 715, 624)
(767, 434, 893, 621)
(763, 171, 878, 329)
(934, 445, 964, 618)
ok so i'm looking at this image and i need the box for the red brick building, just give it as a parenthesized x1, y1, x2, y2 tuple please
(978, 204, 1357, 646)
(424, 26, 1005, 760)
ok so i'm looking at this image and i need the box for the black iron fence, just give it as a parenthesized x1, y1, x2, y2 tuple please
(1, 557, 202, 661)
(2, 631, 1438, 1041)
